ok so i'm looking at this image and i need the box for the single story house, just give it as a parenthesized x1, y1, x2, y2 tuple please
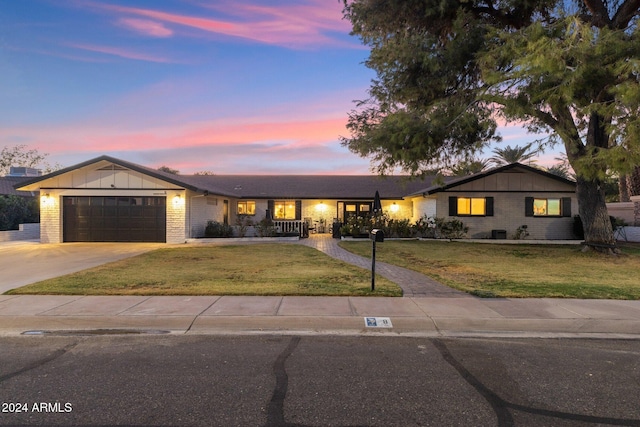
(15, 155, 578, 243)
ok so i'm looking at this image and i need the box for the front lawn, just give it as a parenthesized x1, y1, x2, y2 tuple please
(6, 244, 401, 297)
(339, 240, 640, 299)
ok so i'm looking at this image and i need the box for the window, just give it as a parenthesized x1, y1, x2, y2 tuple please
(237, 201, 256, 215)
(457, 197, 486, 216)
(533, 198, 559, 216)
(525, 197, 571, 217)
(449, 197, 493, 217)
(274, 201, 296, 220)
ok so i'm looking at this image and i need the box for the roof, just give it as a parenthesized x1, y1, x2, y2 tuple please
(1, 176, 38, 197)
(15, 155, 440, 200)
(408, 163, 576, 196)
(180, 174, 439, 199)
(15, 156, 573, 200)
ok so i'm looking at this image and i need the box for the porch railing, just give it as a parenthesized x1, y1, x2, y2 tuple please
(273, 220, 303, 236)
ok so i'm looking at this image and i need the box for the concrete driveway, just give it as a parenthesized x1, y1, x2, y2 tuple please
(0, 241, 165, 294)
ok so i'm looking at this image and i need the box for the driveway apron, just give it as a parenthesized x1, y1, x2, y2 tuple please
(0, 242, 164, 294)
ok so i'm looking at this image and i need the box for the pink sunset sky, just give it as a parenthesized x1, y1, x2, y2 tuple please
(1, 0, 557, 175)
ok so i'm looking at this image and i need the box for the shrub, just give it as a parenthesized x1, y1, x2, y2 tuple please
(235, 214, 253, 237)
(341, 216, 370, 237)
(0, 196, 39, 231)
(388, 218, 412, 238)
(434, 217, 468, 239)
(204, 220, 234, 238)
(513, 225, 529, 240)
(255, 217, 276, 237)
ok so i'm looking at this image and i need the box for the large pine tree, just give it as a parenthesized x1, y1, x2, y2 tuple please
(342, 0, 640, 250)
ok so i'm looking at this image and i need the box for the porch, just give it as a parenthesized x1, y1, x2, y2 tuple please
(272, 220, 333, 237)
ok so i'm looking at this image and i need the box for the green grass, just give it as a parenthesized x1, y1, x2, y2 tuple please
(339, 240, 640, 299)
(6, 244, 401, 297)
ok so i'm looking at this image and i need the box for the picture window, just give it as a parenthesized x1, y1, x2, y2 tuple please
(457, 197, 486, 216)
(237, 201, 256, 215)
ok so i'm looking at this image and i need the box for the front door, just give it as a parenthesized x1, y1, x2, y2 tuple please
(341, 201, 372, 221)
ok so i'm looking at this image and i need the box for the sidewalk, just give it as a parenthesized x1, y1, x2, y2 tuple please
(1, 294, 639, 338)
(1, 236, 639, 338)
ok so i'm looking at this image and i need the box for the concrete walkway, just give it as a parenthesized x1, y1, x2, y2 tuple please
(299, 235, 468, 298)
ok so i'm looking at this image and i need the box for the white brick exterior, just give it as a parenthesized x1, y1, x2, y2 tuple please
(166, 190, 186, 243)
(39, 191, 61, 243)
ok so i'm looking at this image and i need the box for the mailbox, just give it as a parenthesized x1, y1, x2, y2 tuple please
(370, 229, 385, 242)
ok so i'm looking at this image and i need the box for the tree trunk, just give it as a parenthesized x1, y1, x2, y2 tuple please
(618, 174, 630, 202)
(576, 176, 616, 251)
(629, 166, 640, 197)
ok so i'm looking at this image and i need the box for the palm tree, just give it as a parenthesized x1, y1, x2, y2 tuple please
(489, 143, 538, 166)
(450, 158, 491, 176)
(547, 152, 575, 180)
(546, 164, 570, 179)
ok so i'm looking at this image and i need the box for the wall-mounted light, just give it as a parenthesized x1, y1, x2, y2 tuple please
(390, 202, 400, 213)
(40, 193, 53, 207)
(172, 193, 184, 207)
(317, 201, 327, 212)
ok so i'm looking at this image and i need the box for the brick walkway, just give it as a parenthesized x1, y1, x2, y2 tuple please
(299, 235, 470, 298)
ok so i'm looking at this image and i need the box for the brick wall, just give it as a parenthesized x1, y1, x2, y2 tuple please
(40, 191, 61, 243)
(436, 192, 578, 239)
(0, 223, 40, 242)
(166, 191, 186, 243)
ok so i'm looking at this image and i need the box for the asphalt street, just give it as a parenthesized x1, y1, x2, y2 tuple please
(1, 335, 639, 426)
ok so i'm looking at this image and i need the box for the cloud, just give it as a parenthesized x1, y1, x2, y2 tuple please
(117, 18, 173, 38)
(0, 113, 359, 174)
(66, 43, 171, 63)
(97, 1, 355, 49)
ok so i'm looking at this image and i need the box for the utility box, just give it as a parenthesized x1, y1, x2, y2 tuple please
(492, 229, 507, 239)
(370, 229, 385, 242)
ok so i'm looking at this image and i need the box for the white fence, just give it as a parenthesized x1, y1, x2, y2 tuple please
(237, 221, 304, 237)
(0, 223, 40, 242)
(273, 220, 303, 236)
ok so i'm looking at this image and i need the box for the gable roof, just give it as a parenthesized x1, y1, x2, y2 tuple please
(14, 155, 238, 197)
(408, 162, 576, 196)
(15, 155, 441, 200)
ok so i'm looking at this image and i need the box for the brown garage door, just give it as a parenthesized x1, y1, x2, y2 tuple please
(63, 196, 166, 242)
